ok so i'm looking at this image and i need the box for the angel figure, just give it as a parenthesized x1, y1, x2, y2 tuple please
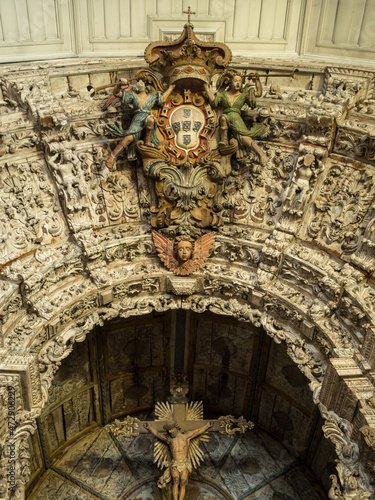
(152, 232, 215, 275)
(145, 419, 212, 500)
(204, 71, 268, 165)
(105, 79, 175, 168)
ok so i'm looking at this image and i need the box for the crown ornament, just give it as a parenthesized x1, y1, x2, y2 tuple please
(144, 13, 231, 90)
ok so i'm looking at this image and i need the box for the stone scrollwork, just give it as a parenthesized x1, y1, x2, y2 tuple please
(323, 412, 374, 499)
(0, 158, 66, 264)
(218, 415, 254, 435)
(306, 163, 375, 253)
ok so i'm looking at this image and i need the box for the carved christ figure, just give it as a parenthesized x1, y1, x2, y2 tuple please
(105, 79, 175, 168)
(145, 419, 211, 500)
(108, 391, 253, 499)
(204, 73, 268, 165)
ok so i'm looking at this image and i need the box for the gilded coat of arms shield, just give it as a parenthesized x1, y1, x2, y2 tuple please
(170, 105, 205, 153)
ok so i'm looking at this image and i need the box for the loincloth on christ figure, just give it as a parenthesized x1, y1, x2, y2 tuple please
(157, 459, 192, 489)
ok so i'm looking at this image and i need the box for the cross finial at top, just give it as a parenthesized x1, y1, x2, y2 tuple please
(183, 6, 196, 24)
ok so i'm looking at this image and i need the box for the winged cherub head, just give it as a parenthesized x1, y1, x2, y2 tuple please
(174, 236, 195, 263)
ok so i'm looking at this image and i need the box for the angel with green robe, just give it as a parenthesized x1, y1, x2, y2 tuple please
(205, 71, 268, 165)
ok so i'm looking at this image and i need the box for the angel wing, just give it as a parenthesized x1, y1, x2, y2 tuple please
(101, 94, 121, 111)
(185, 232, 215, 274)
(152, 231, 179, 271)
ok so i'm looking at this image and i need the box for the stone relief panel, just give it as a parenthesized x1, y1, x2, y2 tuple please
(44, 142, 142, 232)
(222, 146, 298, 229)
(335, 122, 375, 166)
(300, 159, 375, 257)
(0, 156, 68, 264)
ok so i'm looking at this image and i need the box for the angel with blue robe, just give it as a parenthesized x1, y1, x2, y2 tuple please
(105, 79, 175, 168)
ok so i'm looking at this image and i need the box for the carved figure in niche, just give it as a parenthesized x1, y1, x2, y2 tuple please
(204, 71, 268, 165)
(48, 149, 84, 203)
(145, 419, 211, 500)
(152, 231, 214, 276)
(283, 153, 323, 216)
(105, 79, 175, 168)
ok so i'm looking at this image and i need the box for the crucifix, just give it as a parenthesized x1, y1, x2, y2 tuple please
(183, 6, 196, 25)
(107, 378, 254, 500)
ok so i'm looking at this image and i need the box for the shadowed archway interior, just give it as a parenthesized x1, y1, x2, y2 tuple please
(26, 312, 330, 499)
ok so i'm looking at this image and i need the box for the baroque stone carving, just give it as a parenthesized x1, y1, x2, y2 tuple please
(322, 412, 373, 499)
(305, 162, 375, 253)
(99, 20, 275, 275)
(0, 11, 374, 500)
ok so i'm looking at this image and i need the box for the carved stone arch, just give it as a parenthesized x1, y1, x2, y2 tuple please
(0, 35, 374, 499)
(4, 286, 367, 499)
(35, 292, 326, 404)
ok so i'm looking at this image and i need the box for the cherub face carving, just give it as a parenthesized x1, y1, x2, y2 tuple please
(176, 240, 193, 263)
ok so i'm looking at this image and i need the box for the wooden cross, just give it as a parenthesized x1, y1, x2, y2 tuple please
(183, 6, 196, 24)
(107, 381, 253, 442)
(108, 380, 253, 500)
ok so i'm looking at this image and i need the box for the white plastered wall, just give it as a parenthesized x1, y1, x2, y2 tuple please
(0, 0, 374, 66)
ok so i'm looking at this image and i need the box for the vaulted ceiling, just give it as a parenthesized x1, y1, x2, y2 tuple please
(26, 313, 330, 499)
